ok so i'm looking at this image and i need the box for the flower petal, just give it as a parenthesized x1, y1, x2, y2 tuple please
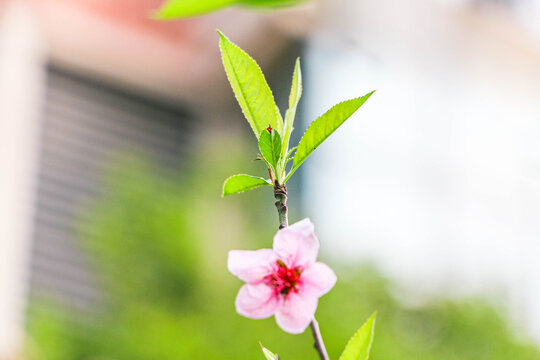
(273, 218, 319, 268)
(300, 262, 337, 297)
(235, 283, 280, 319)
(275, 290, 318, 334)
(228, 249, 275, 283)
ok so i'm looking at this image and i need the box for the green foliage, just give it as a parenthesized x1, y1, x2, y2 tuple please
(222, 174, 272, 197)
(280, 58, 302, 170)
(260, 343, 279, 360)
(339, 312, 377, 360)
(218, 30, 282, 138)
(217, 32, 373, 195)
(154, 0, 305, 19)
(259, 129, 282, 175)
(288, 58, 303, 110)
(26, 139, 540, 360)
(243, 0, 304, 7)
(285, 92, 374, 182)
(154, 0, 236, 19)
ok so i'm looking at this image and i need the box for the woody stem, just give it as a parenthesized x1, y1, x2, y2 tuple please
(274, 182, 288, 229)
(273, 182, 330, 360)
(310, 318, 329, 360)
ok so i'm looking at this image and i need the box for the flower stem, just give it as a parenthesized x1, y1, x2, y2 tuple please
(273, 182, 288, 229)
(310, 318, 330, 360)
(273, 182, 330, 360)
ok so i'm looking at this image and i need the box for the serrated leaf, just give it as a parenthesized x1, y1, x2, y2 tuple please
(222, 174, 271, 197)
(280, 59, 302, 165)
(339, 312, 377, 360)
(154, 0, 238, 19)
(218, 30, 282, 138)
(260, 342, 279, 360)
(259, 129, 282, 170)
(285, 91, 374, 182)
(288, 58, 302, 109)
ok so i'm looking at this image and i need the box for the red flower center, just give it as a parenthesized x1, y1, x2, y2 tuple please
(265, 260, 302, 295)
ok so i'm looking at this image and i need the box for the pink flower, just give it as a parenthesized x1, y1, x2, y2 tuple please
(227, 218, 337, 334)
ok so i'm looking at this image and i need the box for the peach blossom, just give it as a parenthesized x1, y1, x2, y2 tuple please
(228, 219, 337, 334)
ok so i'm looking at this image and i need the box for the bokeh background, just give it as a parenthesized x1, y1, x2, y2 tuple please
(1, 0, 540, 359)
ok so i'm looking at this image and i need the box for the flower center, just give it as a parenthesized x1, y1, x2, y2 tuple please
(264, 260, 302, 295)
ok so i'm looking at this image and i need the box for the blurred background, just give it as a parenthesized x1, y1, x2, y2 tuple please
(1, 0, 540, 359)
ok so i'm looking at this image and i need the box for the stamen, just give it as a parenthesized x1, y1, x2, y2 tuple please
(265, 260, 302, 295)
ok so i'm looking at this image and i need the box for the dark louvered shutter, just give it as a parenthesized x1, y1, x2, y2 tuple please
(28, 66, 194, 310)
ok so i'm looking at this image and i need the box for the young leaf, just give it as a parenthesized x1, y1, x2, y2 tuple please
(280, 58, 302, 163)
(222, 174, 272, 197)
(288, 58, 303, 110)
(286, 146, 297, 160)
(339, 312, 377, 360)
(218, 31, 282, 138)
(154, 0, 237, 19)
(285, 91, 374, 182)
(260, 342, 279, 360)
(259, 129, 282, 171)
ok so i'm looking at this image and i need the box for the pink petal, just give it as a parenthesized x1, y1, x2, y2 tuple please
(275, 290, 318, 334)
(273, 218, 319, 268)
(228, 249, 275, 283)
(235, 283, 280, 319)
(300, 262, 337, 297)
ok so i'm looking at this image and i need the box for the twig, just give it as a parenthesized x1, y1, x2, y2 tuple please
(273, 183, 330, 360)
(310, 318, 330, 360)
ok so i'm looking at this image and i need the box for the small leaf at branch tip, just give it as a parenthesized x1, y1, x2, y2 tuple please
(259, 342, 279, 360)
(259, 128, 282, 171)
(222, 174, 272, 197)
(338, 311, 377, 360)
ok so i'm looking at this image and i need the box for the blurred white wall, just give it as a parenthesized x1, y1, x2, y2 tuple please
(0, 2, 45, 358)
(514, 0, 540, 38)
(304, 0, 540, 342)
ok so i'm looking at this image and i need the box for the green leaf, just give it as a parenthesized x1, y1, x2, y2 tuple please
(280, 58, 302, 164)
(260, 342, 279, 360)
(288, 58, 303, 110)
(259, 129, 282, 170)
(339, 312, 377, 360)
(243, 0, 304, 7)
(154, 0, 304, 19)
(154, 0, 238, 19)
(286, 146, 297, 160)
(285, 91, 374, 182)
(222, 174, 271, 197)
(218, 30, 282, 138)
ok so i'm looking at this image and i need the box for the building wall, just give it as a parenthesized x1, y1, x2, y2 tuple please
(304, 0, 540, 342)
(0, 4, 45, 358)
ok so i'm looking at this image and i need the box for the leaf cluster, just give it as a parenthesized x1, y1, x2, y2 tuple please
(218, 30, 374, 197)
